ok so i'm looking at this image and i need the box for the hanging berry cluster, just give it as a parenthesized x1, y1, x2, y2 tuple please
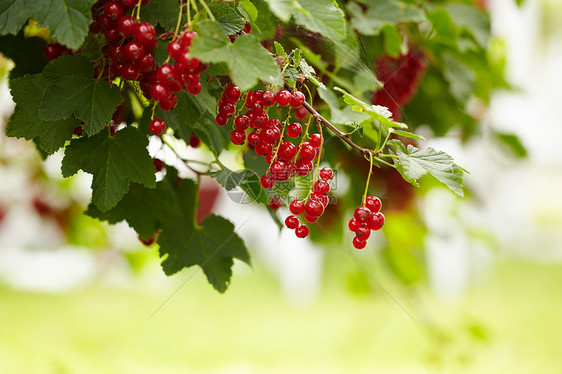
(348, 196, 385, 249)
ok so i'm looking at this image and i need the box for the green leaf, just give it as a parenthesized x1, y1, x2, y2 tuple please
(210, 167, 268, 205)
(442, 53, 476, 103)
(210, 2, 245, 35)
(139, 0, 178, 30)
(0, 0, 96, 49)
(495, 132, 527, 158)
(274, 41, 288, 59)
(390, 144, 465, 197)
(239, 0, 258, 21)
(0, 32, 47, 78)
(190, 22, 283, 90)
(381, 24, 401, 58)
(88, 174, 251, 293)
(390, 129, 425, 140)
(62, 126, 156, 211)
(292, 0, 346, 41)
(442, 2, 490, 48)
(6, 74, 78, 155)
(40, 55, 122, 136)
(263, 0, 293, 22)
(210, 168, 256, 191)
(349, 0, 425, 36)
(334, 87, 407, 129)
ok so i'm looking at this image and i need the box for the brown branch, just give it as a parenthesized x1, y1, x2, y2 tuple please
(283, 82, 372, 158)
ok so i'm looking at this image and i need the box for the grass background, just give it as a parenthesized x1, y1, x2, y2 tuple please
(0, 259, 560, 373)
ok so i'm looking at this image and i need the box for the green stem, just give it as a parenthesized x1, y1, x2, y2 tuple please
(361, 152, 374, 206)
(198, 0, 215, 21)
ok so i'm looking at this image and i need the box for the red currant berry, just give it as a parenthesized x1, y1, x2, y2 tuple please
(153, 158, 165, 172)
(234, 115, 250, 130)
(159, 93, 178, 111)
(150, 83, 171, 102)
(299, 143, 316, 163)
(314, 180, 330, 195)
(355, 226, 371, 241)
(122, 64, 140, 80)
(135, 22, 157, 47)
(219, 102, 236, 118)
(89, 19, 102, 34)
(149, 118, 166, 136)
(365, 196, 382, 213)
(278, 141, 297, 161)
(184, 73, 200, 86)
(181, 30, 197, 45)
(285, 215, 299, 230)
(44, 43, 66, 61)
(117, 16, 136, 37)
(121, 0, 137, 9)
(295, 224, 309, 238)
(290, 200, 304, 215)
(348, 218, 359, 232)
(354, 207, 372, 222)
(124, 41, 145, 62)
(260, 173, 275, 189)
(276, 90, 291, 106)
(309, 133, 322, 148)
(368, 212, 385, 231)
(225, 85, 242, 103)
(310, 193, 329, 208)
(269, 196, 283, 210)
(247, 131, 260, 146)
(216, 115, 228, 126)
(304, 214, 319, 223)
(230, 129, 246, 145)
(295, 159, 312, 176)
(251, 112, 268, 129)
(167, 40, 185, 60)
(104, 27, 120, 43)
(104, 1, 123, 20)
(319, 167, 333, 180)
(255, 141, 272, 156)
(261, 90, 276, 106)
(287, 122, 302, 138)
(267, 118, 281, 128)
(134, 53, 156, 72)
(243, 22, 252, 34)
(187, 82, 202, 95)
(294, 106, 308, 120)
(261, 126, 280, 144)
(304, 200, 323, 217)
(353, 237, 367, 249)
(189, 134, 201, 148)
(290, 91, 306, 108)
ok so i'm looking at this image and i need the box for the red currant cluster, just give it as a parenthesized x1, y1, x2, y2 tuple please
(372, 50, 427, 120)
(284, 166, 334, 238)
(44, 43, 76, 61)
(348, 196, 385, 249)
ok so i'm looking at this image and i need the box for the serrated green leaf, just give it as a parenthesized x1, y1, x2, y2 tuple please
(210, 2, 245, 35)
(40, 55, 122, 136)
(390, 129, 425, 140)
(334, 87, 407, 129)
(210, 166, 268, 205)
(0, 0, 95, 49)
(391, 144, 465, 197)
(88, 174, 250, 292)
(6, 74, 78, 155)
(274, 41, 288, 59)
(239, 0, 258, 21)
(442, 2, 490, 48)
(139, 0, 178, 30)
(263, 0, 293, 22)
(210, 168, 255, 191)
(349, 0, 425, 36)
(62, 126, 156, 211)
(381, 24, 402, 58)
(293, 0, 346, 41)
(442, 53, 476, 103)
(0, 32, 47, 78)
(190, 22, 282, 90)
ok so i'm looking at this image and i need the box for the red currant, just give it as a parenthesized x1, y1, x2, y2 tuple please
(261, 91, 276, 106)
(290, 91, 305, 108)
(255, 141, 272, 156)
(314, 180, 330, 195)
(285, 215, 299, 229)
(368, 212, 385, 231)
(247, 131, 260, 146)
(365, 196, 382, 213)
(260, 173, 275, 189)
(299, 144, 316, 163)
(117, 16, 136, 37)
(135, 22, 157, 47)
(348, 218, 359, 232)
(304, 200, 323, 217)
(355, 226, 371, 240)
(225, 85, 242, 103)
(150, 118, 166, 135)
(230, 129, 246, 145)
(354, 207, 372, 222)
(309, 133, 322, 148)
(150, 83, 171, 102)
(276, 90, 291, 106)
(287, 122, 302, 138)
(295, 224, 309, 238)
(278, 141, 297, 161)
(290, 200, 304, 215)
(159, 93, 178, 111)
(104, 1, 124, 20)
(216, 115, 228, 126)
(187, 82, 202, 95)
(319, 167, 333, 180)
(353, 237, 367, 249)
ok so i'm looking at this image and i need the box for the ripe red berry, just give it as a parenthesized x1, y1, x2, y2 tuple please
(121, 0, 137, 9)
(255, 141, 272, 156)
(225, 85, 242, 103)
(304, 200, 323, 217)
(149, 118, 166, 135)
(243, 22, 252, 34)
(314, 180, 330, 195)
(354, 207, 372, 222)
(233, 115, 249, 130)
(365, 196, 382, 213)
(150, 83, 171, 102)
(219, 102, 236, 118)
(44, 43, 66, 61)
(251, 112, 268, 129)
(290, 91, 306, 107)
(355, 226, 371, 241)
(159, 93, 178, 111)
(299, 143, 316, 163)
(189, 134, 201, 148)
(260, 174, 275, 189)
(276, 90, 291, 106)
(290, 200, 304, 215)
(287, 122, 302, 138)
(294, 159, 312, 176)
(261, 126, 280, 144)
(247, 131, 260, 146)
(230, 129, 246, 145)
(304, 214, 319, 223)
(268, 118, 281, 128)
(269, 196, 283, 210)
(167, 40, 185, 60)
(278, 141, 297, 161)
(152, 158, 165, 172)
(261, 91, 276, 106)
(285, 215, 299, 229)
(368, 212, 385, 231)
(117, 16, 136, 37)
(294, 106, 309, 120)
(295, 224, 309, 238)
(122, 64, 140, 80)
(187, 82, 202, 95)
(135, 22, 157, 47)
(104, 1, 123, 20)
(353, 237, 367, 249)
(319, 167, 333, 180)
(124, 41, 145, 62)
(309, 133, 322, 148)
(134, 53, 156, 72)
(348, 218, 359, 232)
(311, 193, 329, 208)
